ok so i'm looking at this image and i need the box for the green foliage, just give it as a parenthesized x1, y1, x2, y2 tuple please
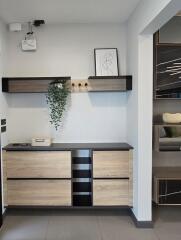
(46, 80, 70, 130)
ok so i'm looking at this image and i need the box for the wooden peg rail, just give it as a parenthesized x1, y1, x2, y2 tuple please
(71, 80, 89, 92)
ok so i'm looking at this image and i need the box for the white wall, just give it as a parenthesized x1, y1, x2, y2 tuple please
(7, 92, 127, 143)
(4, 23, 128, 143)
(127, 0, 181, 221)
(5, 23, 127, 78)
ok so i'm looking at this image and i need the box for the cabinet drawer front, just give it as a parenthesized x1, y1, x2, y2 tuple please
(4, 151, 71, 178)
(7, 180, 72, 206)
(93, 151, 129, 178)
(93, 180, 129, 206)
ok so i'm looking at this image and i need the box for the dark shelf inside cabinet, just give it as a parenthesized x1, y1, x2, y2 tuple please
(73, 170, 91, 178)
(2, 77, 71, 93)
(72, 157, 92, 207)
(73, 195, 92, 207)
(73, 157, 91, 164)
(73, 182, 92, 192)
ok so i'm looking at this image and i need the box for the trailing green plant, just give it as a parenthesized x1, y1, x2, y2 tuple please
(46, 80, 70, 130)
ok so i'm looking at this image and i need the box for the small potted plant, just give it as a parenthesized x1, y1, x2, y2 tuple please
(46, 79, 70, 130)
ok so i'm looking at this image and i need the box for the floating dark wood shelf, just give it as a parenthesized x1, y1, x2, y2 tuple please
(88, 75, 132, 92)
(2, 75, 132, 93)
(2, 77, 71, 93)
(88, 76, 132, 79)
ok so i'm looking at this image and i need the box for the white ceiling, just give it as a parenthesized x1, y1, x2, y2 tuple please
(0, 0, 141, 24)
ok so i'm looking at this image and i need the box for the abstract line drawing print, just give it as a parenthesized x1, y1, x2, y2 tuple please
(95, 49, 118, 76)
(101, 52, 115, 75)
(155, 46, 181, 98)
(157, 58, 181, 90)
(157, 58, 181, 77)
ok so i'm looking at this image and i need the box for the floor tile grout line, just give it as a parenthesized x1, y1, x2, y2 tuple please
(153, 230, 161, 240)
(44, 215, 51, 240)
(96, 215, 104, 240)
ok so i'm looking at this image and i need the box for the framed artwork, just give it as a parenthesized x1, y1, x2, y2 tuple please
(155, 45, 181, 99)
(94, 48, 119, 76)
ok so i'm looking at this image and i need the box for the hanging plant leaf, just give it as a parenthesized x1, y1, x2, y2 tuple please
(46, 79, 70, 130)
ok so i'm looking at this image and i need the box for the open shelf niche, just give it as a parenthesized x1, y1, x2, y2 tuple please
(72, 150, 92, 207)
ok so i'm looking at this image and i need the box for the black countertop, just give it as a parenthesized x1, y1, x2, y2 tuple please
(3, 143, 133, 151)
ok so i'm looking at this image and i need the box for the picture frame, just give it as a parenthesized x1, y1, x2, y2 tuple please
(94, 48, 119, 76)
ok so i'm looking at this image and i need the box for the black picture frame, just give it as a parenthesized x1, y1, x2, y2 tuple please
(94, 48, 119, 76)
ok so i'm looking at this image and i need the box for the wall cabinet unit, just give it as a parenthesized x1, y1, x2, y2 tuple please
(3, 143, 133, 208)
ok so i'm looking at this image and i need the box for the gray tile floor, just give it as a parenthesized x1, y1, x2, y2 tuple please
(0, 207, 181, 240)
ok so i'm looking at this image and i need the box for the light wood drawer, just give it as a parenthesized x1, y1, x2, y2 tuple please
(93, 151, 129, 178)
(93, 180, 129, 206)
(7, 180, 72, 206)
(4, 151, 71, 178)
